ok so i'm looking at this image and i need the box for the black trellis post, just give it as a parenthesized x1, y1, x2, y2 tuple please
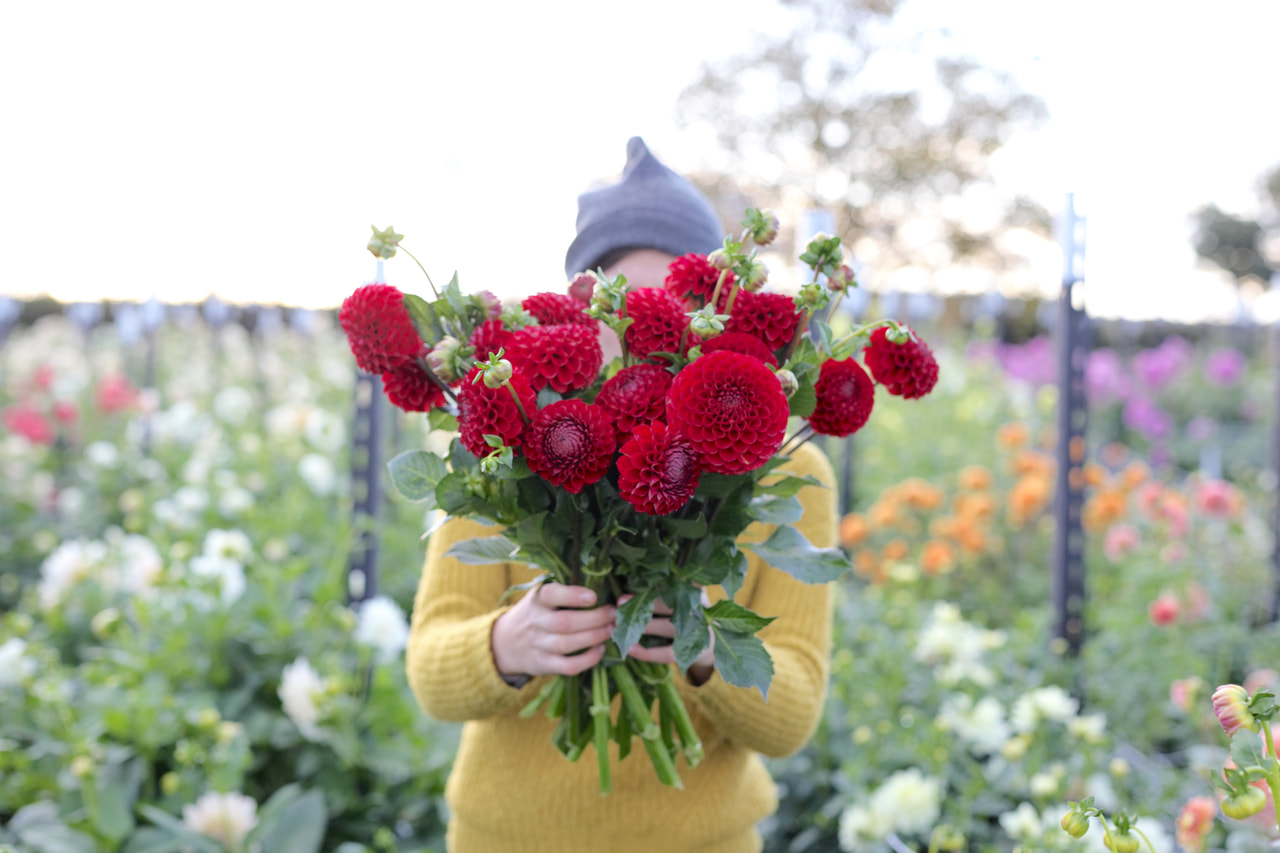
(1051, 194, 1090, 655)
(348, 371, 384, 606)
(1271, 272, 1280, 623)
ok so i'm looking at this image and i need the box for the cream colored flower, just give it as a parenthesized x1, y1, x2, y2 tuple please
(354, 596, 410, 663)
(181, 790, 258, 846)
(279, 657, 327, 741)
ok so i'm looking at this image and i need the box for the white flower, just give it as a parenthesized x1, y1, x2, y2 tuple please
(218, 487, 255, 517)
(1028, 771, 1059, 797)
(56, 486, 86, 518)
(1011, 686, 1079, 732)
(1068, 712, 1107, 744)
(937, 694, 1010, 755)
(997, 801, 1043, 841)
(113, 533, 163, 593)
(354, 596, 410, 663)
(913, 604, 996, 687)
(298, 453, 337, 496)
(279, 657, 327, 741)
(203, 529, 253, 562)
(181, 790, 258, 846)
(174, 486, 209, 515)
(0, 638, 37, 687)
(188, 554, 245, 604)
(213, 386, 255, 425)
(38, 539, 107, 609)
(866, 767, 944, 839)
(84, 440, 120, 469)
(838, 804, 891, 852)
(304, 409, 346, 453)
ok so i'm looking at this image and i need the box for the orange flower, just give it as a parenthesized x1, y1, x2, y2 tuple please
(956, 523, 987, 555)
(1011, 449, 1055, 479)
(899, 477, 944, 511)
(852, 549, 880, 579)
(838, 513, 869, 548)
(920, 540, 956, 576)
(954, 492, 996, 522)
(1120, 460, 1150, 490)
(1083, 488, 1128, 531)
(1008, 473, 1052, 525)
(956, 465, 992, 491)
(882, 538, 910, 561)
(1082, 463, 1108, 488)
(867, 497, 902, 530)
(929, 515, 962, 540)
(995, 421, 1028, 450)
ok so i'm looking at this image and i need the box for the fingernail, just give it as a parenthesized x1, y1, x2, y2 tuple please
(579, 591, 595, 606)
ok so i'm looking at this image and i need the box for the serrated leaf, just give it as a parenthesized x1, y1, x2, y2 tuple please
(812, 319, 834, 354)
(1229, 727, 1269, 772)
(387, 449, 449, 505)
(742, 525, 848, 583)
(249, 789, 327, 853)
(403, 293, 443, 342)
(721, 550, 748, 601)
(705, 599, 776, 634)
(749, 494, 803, 526)
(755, 473, 822, 498)
(710, 626, 774, 699)
(446, 535, 517, 565)
(613, 587, 659, 655)
(443, 273, 467, 318)
(672, 587, 710, 673)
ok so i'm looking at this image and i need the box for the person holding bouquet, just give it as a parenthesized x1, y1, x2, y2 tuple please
(404, 137, 840, 852)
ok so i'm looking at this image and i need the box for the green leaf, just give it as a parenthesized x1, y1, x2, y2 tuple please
(536, 387, 563, 408)
(672, 587, 710, 673)
(613, 587, 659, 655)
(446, 535, 517, 565)
(12, 824, 101, 853)
(387, 450, 449, 505)
(694, 472, 753, 499)
(120, 828, 184, 853)
(427, 407, 457, 432)
(659, 515, 708, 539)
(94, 757, 142, 842)
(742, 525, 848, 583)
(1229, 727, 1269, 772)
(749, 494, 803, 526)
(250, 789, 327, 853)
(709, 626, 774, 699)
(721, 550, 748, 601)
(705, 599, 776, 634)
(136, 806, 221, 853)
(788, 376, 817, 418)
(755, 473, 822, 498)
(403, 293, 443, 342)
(443, 273, 468, 318)
(812, 319, 834, 355)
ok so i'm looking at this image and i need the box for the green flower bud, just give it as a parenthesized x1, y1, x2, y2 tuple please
(1103, 831, 1140, 853)
(1060, 810, 1090, 839)
(743, 208, 780, 246)
(70, 755, 95, 780)
(775, 368, 799, 399)
(427, 336, 468, 382)
(827, 263, 857, 293)
(160, 772, 181, 796)
(482, 359, 513, 389)
(707, 249, 732, 271)
(193, 708, 221, 731)
(689, 309, 725, 339)
(367, 225, 403, 260)
(216, 721, 243, 746)
(90, 608, 122, 641)
(473, 290, 503, 320)
(743, 261, 769, 292)
(1222, 785, 1267, 820)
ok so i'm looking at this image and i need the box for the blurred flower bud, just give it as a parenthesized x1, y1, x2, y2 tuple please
(427, 336, 468, 382)
(367, 225, 403, 260)
(90, 608, 122, 641)
(1212, 683, 1257, 736)
(474, 290, 503, 320)
(827, 263, 857, 293)
(568, 272, 596, 305)
(708, 249, 732, 271)
(1000, 735, 1029, 760)
(482, 359, 513, 389)
(216, 721, 243, 746)
(775, 368, 799, 399)
(797, 282, 829, 310)
(743, 261, 769, 292)
(194, 708, 221, 731)
(743, 208, 780, 246)
(884, 323, 912, 344)
(70, 755, 95, 780)
(1109, 757, 1130, 777)
(929, 826, 965, 852)
(160, 772, 181, 796)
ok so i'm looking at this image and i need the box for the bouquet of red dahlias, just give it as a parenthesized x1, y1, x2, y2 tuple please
(341, 213, 939, 793)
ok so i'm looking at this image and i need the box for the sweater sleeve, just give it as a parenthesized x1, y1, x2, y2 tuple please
(404, 516, 544, 722)
(678, 443, 839, 758)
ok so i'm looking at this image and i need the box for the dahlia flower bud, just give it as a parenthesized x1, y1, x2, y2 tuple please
(499, 305, 537, 331)
(827, 263, 857, 293)
(800, 231, 844, 276)
(1060, 810, 1090, 839)
(928, 826, 965, 852)
(707, 248, 732, 271)
(70, 755, 95, 780)
(90, 607, 123, 640)
(742, 208, 780, 246)
(688, 308, 725, 339)
(884, 322, 912, 344)
(481, 359, 513, 389)
(1221, 785, 1267, 820)
(474, 290, 503, 320)
(774, 368, 798, 399)
(427, 336, 468, 382)
(367, 225, 402, 260)
(742, 261, 769, 292)
(1212, 683, 1257, 736)
(568, 272, 597, 305)
(796, 282, 830, 310)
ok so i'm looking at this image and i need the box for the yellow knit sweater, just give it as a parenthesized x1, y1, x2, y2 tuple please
(405, 443, 838, 853)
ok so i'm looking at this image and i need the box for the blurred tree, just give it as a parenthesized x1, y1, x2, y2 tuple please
(1192, 164, 1280, 286)
(675, 0, 1051, 289)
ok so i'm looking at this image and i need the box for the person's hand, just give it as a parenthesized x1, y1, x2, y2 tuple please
(625, 589, 716, 686)
(491, 583, 615, 679)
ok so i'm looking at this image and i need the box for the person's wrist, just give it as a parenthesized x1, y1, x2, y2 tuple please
(490, 609, 529, 687)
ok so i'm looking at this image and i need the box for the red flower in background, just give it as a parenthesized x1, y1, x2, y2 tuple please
(617, 422, 701, 514)
(625, 287, 699, 362)
(382, 357, 450, 413)
(96, 374, 139, 413)
(523, 291, 597, 328)
(568, 272, 596, 305)
(469, 319, 514, 362)
(666, 351, 788, 475)
(523, 399, 616, 493)
(665, 253, 732, 308)
(809, 358, 874, 437)
(339, 283, 422, 374)
(863, 325, 939, 399)
(594, 363, 673, 442)
(457, 367, 536, 458)
(699, 331, 778, 367)
(3, 403, 55, 445)
(725, 290, 800, 352)
(508, 324, 603, 394)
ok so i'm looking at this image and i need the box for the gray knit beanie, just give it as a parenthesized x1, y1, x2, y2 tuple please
(564, 137, 725, 279)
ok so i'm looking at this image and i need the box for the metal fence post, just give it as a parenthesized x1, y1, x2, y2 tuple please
(348, 371, 384, 606)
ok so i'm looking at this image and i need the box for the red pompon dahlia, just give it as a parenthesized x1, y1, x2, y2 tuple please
(617, 421, 702, 515)
(809, 357, 875, 437)
(863, 325, 940, 399)
(469, 319, 515, 361)
(699, 331, 779, 367)
(339, 283, 422, 374)
(665, 253, 733, 308)
(522, 291, 597, 328)
(724, 289, 801, 352)
(507, 324, 603, 394)
(595, 363, 674, 442)
(665, 351, 789, 475)
(625, 287, 699, 361)
(382, 355, 449, 413)
(523, 399, 616, 493)
(457, 367, 536, 458)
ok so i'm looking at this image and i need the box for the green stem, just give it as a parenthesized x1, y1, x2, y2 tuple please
(1263, 723, 1280, 835)
(565, 672, 583, 761)
(657, 676, 703, 767)
(821, 318, 894, 364)
(415, 355, 457, 404)
(613, 655, 681, 788)
(1133, 827, 1157, 853)
(397, 245, 441, 299)
(520, 676, 562, 718)
(503, 382, 530, 423)
(591, 665, 613, 794)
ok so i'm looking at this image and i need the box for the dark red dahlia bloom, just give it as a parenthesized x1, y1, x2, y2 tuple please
(457, 367, 536, 458)
(382, 355, 449, 413)
(339, 284, 422, 374)
(507, 324, 603, 394)
(809, 357, 875, 437)
(699, 331, 779, 367)
(594, 363, 674, 442)
(724, 290, 801, 352)
(665, 350, 789, 475)
(863, 325, 940, 399)
(469, 319, 515, 361)
(617, 421, 701, 515)
(523, 399, 616, 493)
(625, 287, 699, 361)
(522, 291, 596, 328)
(664, 253, 733, 308)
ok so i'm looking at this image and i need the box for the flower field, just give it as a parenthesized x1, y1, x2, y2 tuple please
(2, 305, 1279, 852)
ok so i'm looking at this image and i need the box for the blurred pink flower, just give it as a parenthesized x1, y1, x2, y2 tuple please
(1148, 592, 1181, 626)
(1133, 336, 1192, 391)
(1184, 581, 1212, 621)
(1160, 541, 1188, 565)
(3, 403, 55, 445)
(95, 374, 138, 413)
(1170, 676, 1207, 713)
(1135, 482, 1165, 518)
(1102, 523, 1140, 562)
(1204, 347, 1246, 386)
(1123, 396, 1173, 440)
(1244, 668, 1280, 696)
(53, 400, 78, 424)
(1175, 795, 1217, 852)
(1194, 479, 1243, 520)
(1085, 348, 1131, 403)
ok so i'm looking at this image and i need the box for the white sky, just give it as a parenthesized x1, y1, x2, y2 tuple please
(1, 1, 1277, 322)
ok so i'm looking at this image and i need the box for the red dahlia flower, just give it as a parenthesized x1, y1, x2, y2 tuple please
(457, 366, 536, 458)
(724, 290, 800, 352)
(617, 421, 701, 514)
(625, 287, 699, 361)
(863, 325, 939, 399)
(665, 253, 733, 308)
(522, 291, 597, 328)
(382, 355, 450, 413)
(508, 324, 603, 394)
(699, 331, 778, 367)
(809, 357, 874, 437)
(523, 399, 616, 493)
(595, 363, 674, 442)
(339, 283, 422, 374)
(666, 350, 789, 475)
(469, 319, 515, 362)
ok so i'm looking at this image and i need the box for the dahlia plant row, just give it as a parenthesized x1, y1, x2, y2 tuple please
(339, 212, 940, 791)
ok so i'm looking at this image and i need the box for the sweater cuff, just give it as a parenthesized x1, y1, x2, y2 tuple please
(464, 607, 546, 716)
